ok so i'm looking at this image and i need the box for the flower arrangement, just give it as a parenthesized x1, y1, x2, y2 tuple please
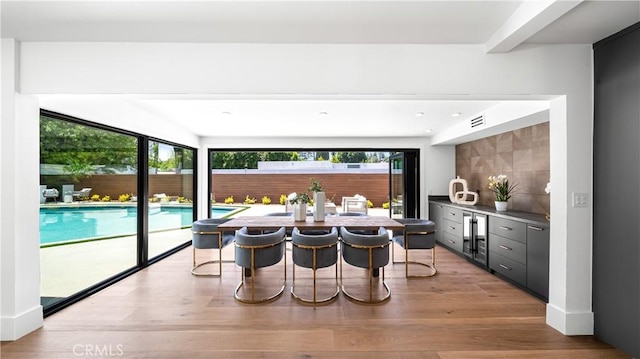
(488, 174, 517, 202)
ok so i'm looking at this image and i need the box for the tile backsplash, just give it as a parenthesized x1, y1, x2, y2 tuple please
(455, 122, 550, 215)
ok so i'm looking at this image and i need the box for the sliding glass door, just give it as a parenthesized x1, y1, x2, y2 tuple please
(40, 113, 139, 309)
(147, 141, 196, 259)
(389, 151, 419, 219)
(40, 110, 197, 315)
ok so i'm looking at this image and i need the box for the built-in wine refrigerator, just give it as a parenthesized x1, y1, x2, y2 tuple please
(462, 211, 488, 267)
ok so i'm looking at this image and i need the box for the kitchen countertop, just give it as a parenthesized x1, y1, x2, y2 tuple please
(429, 198, 549, 226)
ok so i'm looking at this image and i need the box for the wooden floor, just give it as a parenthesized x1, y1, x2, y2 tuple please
(1, 244, 630, 359)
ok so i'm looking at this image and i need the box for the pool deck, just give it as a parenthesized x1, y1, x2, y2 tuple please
(41, 204, 392, 298)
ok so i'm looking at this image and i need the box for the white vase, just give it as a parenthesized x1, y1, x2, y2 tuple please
(293, 203, 307, 221)
(494, 201, 508, 211)
(313, 191, 325, 222)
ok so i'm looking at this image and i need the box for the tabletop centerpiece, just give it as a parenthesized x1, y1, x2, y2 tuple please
(308, 178, 325, 222)
(289, 192, 310, 221)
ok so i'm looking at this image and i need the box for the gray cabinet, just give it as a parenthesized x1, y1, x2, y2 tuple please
(428, 202, 444, 244)
(488, 217, 527, 287)
(428, 200, 549, 301)
(526, 224, 549, 299)
(488, 216, 549, 301)
(441, 205, 463, 254)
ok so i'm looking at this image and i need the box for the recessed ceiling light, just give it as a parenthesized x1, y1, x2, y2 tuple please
(452, 112, 462, 117)
(425, 129, 432, 133)
(415, 112, 425, 117)
(318, 112, 328, 116)
(222, 111, 231, 115)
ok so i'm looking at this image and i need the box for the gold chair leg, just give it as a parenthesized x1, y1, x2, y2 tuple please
(291, 247, 339, 305)
(192, 246, 234, 277)
(391, 235, 438, 278)
(341, 246, 391, 304)
(234, 247, 286, 304)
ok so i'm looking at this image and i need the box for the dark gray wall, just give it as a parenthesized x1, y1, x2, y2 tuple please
(593, 22, 640, 358)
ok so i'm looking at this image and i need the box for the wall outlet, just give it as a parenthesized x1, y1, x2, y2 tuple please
(572, 192, 588, 207)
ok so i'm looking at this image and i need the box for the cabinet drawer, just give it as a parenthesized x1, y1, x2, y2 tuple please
(489, 217, 526, 243)
(442, 218, 462, 237)
(489, 234, 526, 265)
(489, 251, 526, 286)
(442, 232, 463, 253)
(443, 207, 463, 223)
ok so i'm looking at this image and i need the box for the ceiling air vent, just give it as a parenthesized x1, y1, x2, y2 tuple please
(470, 115, 485, 129)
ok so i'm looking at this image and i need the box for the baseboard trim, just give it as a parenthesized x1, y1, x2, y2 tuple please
(1, 305, 44, 341)
(546, 303, 594, 335)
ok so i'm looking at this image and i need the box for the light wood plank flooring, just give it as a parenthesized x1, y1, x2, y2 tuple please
(1, 244, 630, 358)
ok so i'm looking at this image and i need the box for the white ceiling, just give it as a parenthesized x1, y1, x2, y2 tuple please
(3, 1, 639, 139)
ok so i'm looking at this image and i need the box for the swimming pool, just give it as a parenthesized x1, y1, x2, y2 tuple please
(39, 205, 237, 246)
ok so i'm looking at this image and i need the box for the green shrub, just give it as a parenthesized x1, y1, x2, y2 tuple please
(262, 196, 272, 205)
(224, 196, 234, 204)
(382, 201, 390, 209)
(279, 194, 287, 205)
(367, 199, 374, 208)
(244, 195, 256, 204)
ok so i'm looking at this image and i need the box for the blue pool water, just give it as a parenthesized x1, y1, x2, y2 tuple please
(39, 205, 234, 245)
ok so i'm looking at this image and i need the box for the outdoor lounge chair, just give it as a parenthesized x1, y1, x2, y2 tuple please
(341, 194, 368, 214)
(42, 188, 59, 203)
(72, 188, 92, 199)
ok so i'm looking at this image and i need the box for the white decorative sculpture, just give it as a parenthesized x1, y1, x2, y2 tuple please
(449, 176, 478, 206)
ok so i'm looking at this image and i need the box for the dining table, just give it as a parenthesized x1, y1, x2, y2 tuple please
(217, 215, 405, 232)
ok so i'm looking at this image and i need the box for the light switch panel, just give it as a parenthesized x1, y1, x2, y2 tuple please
(572, 192, 588, 207)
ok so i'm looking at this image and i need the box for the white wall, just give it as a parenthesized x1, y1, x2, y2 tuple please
(8, 41, 594, 337)
(1, 39, 43, 340)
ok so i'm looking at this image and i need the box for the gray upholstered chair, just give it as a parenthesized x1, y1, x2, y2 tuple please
(291, 227, 340, 305)
(391, 218, 437, 278)
(191, 218, 235, 276)
(234, 226, 287, 303)
(339, 226, 391, 304)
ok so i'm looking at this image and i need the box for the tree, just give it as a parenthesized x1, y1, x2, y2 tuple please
(212, 151, 302, 169)
(40, 115, 138, 170)
(336, 152, 367, 163)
